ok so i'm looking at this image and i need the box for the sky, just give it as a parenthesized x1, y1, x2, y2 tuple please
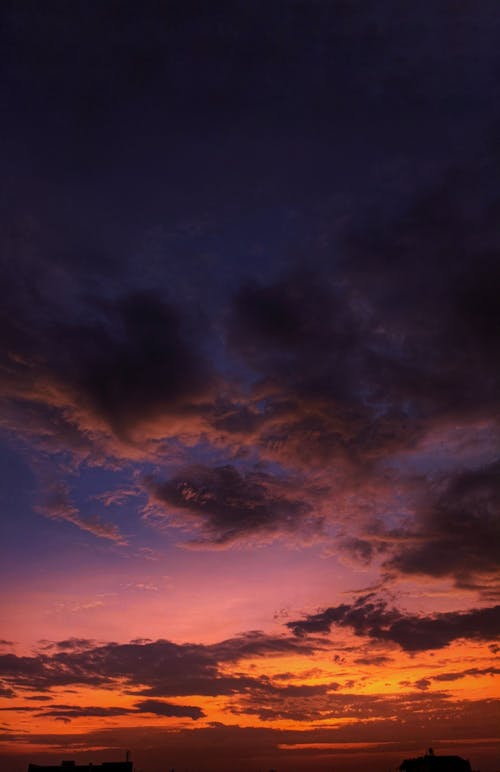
(1, 2, 499, 771)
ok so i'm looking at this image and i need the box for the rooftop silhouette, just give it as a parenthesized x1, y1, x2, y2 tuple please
(400, 749, 472, 772)
(27, 761, 133, 772)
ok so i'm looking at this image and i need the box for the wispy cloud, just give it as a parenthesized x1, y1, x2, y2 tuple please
(36, 482, 127, 545)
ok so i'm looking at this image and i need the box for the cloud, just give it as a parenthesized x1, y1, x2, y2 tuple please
(145, 464, 322, 545)
(385, 462, 500, 588)
(3, 651, 500, 772)
(0, 283, 214, 464)
(353, 655, 393, 666)
(47, 639, 97, 652)
(66, 292, 213, 439)
(232, 687, 462, 724)
(36, 482, 126, 544)
(218, 161, 500, 496)
(0, 712, 497, 758)
(342, 165, 500, 420)
(0, 632, 320, 696)
(207, 630, 325, 662)
(412, 666, 500, 690)
(225, 272, 386, 468)
(38, 705, 131, 719)
(37, 701, 204, 721)
(431, 666, 500, 682)
(2, 153, 499, 566)
(286, 596, 500, 651)
(135, 700, 204, 720)
(23, 695, 53, 701)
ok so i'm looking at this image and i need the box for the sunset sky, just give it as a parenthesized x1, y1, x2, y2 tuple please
(1, 3, 499, 772)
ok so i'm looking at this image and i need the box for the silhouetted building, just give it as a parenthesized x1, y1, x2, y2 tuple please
(27, 761, 133, 772)
(400, 749, 472, 772)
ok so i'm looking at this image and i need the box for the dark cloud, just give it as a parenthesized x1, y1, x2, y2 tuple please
(135, 700, 204, 720)
(338, 537, 380, 566)
(229, 274, 358, 377)
(68, 292, 212, 438)
(287, 596, 500, 652)
(37, 700, 204, 721)
(413, 678, 431, 691)
(146, 464, 321, 545)
(38, 705, 131, 719)
(0, 188, 217, 468)
(233, 687, 460, 724)
(353, 655, 393, 666)
(221, 156, 500, 445)
(0, 654, 53, 692)
(48, 638, 97, 651)
(342, 163, 500, 421)
(210, 159, 500, 578)
(226, 162, 500, 466)
(0, 706, 33, 712)
(207, 629, 324, 662)
(0, 633, 319, 696)
(413, 666, 500, 690)
(226, 272, 379, 466)
(386, 462, 500, 586)
(432, 666, 500, 682)
(23, 695, 53, 702)
(132, 671, 269, 700)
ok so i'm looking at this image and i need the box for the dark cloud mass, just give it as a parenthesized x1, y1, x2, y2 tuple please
(146, 464, 321, 545)
(233, 687, 464, 724)
(287, 596, 500, 651)
(0, 633, 319, 696)
(342, 165, 500, 417)
(135, 700, 204, 719)
(413, 666, 500, 690)
(226, 164, 500, 459)
(37, 700, 204, 721)
(226, 273, 380, 464)
(229, 274, 361, 393)
(70, 292, 212, 437)
(0, 286, 212, 447)
(386, 462, 500, 585)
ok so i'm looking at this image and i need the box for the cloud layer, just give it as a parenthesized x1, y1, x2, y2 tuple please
(0, 632, 319, 697)
(146, 464, 321, 545)
(287, 596, 500, 652)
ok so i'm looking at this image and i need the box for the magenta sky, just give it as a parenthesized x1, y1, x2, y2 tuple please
(1, 3, 499, 772)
